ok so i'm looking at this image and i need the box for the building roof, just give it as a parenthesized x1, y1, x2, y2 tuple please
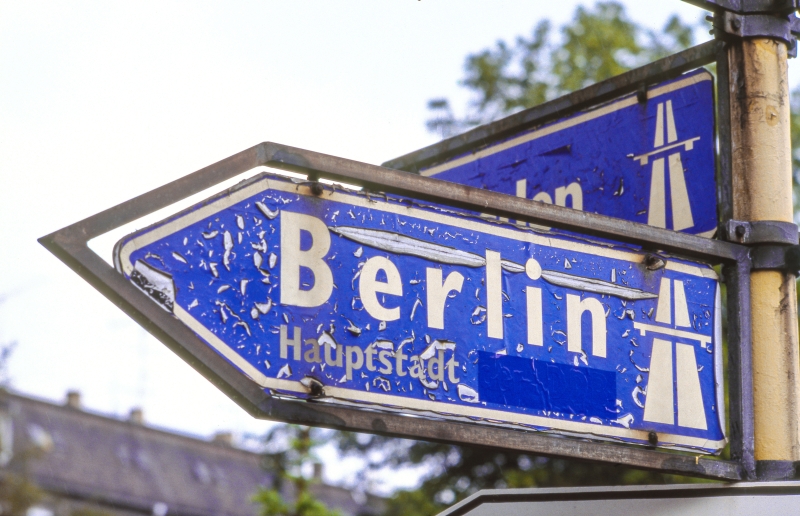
(0, 390, 382, 516)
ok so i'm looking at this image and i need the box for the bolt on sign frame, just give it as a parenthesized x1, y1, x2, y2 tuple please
(40, 41, 755, 481)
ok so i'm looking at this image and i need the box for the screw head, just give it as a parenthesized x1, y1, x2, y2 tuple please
(644, 254, 666, 271)
(310, 182, 324, 196)
(648, 431, 658, 446)
(301, 376, 325, 397)
(731, 18, 741, 31)
(735, 225, 747, 238)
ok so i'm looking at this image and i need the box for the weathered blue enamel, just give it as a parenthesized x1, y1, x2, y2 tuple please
(114, 172, 725, 452)
(421, 69, 716, 237)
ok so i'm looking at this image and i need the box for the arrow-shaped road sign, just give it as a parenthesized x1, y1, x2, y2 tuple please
(41, 143, 746, 479)
(114, 171, 724, 450)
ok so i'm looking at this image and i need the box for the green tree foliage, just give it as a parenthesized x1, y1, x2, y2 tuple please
(253, 426, 342, 516)
(427, 2, 694, 138)
(0, 472, 43, 516)
(69, 508, 115, 516)
(790, 91, 800, 301)
(0, 440, 47, 516)
(0, 327, 41, 516)
(791, 90, 800, 217)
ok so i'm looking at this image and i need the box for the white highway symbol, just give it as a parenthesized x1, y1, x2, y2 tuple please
(635, 278, 711, 430)
(633, 100, 699, 232)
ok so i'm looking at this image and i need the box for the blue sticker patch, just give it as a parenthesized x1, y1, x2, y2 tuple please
(479, 353, 617, 419)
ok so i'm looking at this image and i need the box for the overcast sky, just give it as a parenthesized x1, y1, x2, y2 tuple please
(2, 0, 799, 492)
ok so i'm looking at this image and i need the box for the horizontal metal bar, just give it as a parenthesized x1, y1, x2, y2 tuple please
(750, 244, 800, 272)
(259, 142, 746, 263)
(277, 400, 744, 481)
(42, 142, 746, 265)
(382, 40, 722, 173)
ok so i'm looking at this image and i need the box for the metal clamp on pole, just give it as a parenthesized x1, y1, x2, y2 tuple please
(724, 220, 800, 272)
(750, 244, 800, 272)
(685, 0, 800, 56)
(724, 220, 799, 245)
(722, 216, 800, 480)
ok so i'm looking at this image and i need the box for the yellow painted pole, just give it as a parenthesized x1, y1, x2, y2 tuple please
(729, 38, 800, 478)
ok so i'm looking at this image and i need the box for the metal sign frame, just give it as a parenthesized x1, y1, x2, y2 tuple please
(41, 135, 753, 480)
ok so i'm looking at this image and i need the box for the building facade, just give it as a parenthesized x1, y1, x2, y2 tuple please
(0, 391, 382, 516)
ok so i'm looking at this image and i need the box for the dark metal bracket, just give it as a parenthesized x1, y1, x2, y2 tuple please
(722, 220, 800, 273)
(724, 220, 799, 244)
(750, 245, 800, 271)
(685, 0, 800, 56)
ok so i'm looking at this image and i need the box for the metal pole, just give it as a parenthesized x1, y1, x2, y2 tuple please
(728, 37, 800, 479)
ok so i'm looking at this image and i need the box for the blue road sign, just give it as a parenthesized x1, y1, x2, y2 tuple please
(418, 69, 717, 236)
(115, 172, 725, 452)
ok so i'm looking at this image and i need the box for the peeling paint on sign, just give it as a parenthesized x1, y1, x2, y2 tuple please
(114, 172, 725, 453)
(419, 69, 717, 237)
